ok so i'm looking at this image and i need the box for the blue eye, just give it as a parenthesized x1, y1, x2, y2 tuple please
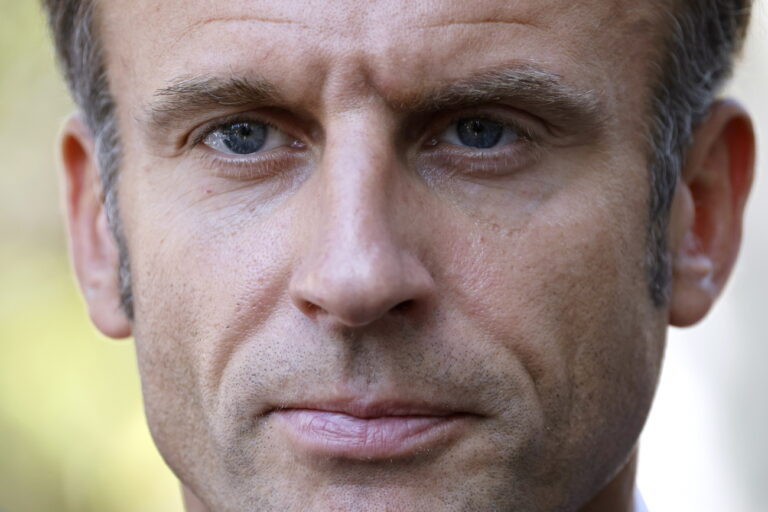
(221, 122, 266, 154)
(456, 118, 505, 148)
(437, 117, 524, 150)
(203, 120, 292, 156)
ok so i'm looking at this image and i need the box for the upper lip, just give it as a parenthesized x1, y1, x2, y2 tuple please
(268, 398, 469, 419)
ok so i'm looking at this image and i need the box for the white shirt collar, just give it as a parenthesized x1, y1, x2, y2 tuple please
(634, 488, 648, 512)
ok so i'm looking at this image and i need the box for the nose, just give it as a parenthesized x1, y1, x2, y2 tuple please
(289, 120, 435, 328)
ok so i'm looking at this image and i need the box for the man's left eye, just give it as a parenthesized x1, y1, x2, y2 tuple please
(202, 120, 292, 156)
(439, 117, 526, 150)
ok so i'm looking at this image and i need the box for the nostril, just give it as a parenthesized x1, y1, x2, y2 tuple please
(392, 300, 415, 314)
(299, 300, 322, 317)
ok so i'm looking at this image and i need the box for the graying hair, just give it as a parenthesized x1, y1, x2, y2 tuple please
(42, 0, 751, 318)
(42, 0, 132, 318)
(646, 0, 750, 305)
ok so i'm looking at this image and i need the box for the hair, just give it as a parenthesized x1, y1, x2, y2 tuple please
(646, 0, 751, 305)
(42, 0, 752, 319)
(43, 0, 131, 316)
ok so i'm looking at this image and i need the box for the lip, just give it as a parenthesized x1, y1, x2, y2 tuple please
(270, 401, 472, 460)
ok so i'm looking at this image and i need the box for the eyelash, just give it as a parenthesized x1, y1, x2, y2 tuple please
(184, 116, 307, 183)
(190, 116, 276, 150)
(431, 111, 537, 145)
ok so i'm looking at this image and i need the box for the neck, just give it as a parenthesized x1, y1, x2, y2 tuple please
(579, 450, 638, 512)
(180, 451, 639, 512)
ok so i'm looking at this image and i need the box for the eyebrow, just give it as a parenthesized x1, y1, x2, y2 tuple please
(144, 65, 605, 135)
(393, 66, 605, 134)
(145, 75, 283, 130)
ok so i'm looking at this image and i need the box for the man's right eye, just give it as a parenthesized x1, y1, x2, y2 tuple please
(202, 120, 292, 156)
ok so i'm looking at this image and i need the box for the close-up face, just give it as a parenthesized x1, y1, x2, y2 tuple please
(76, 0, 680, 510)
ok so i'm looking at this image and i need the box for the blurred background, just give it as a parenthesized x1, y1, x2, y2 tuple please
(0, 1, 765, 511)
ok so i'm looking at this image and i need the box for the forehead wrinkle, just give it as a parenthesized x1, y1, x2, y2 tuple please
(174, 14, 309, 46)
(414, 16, 542, 31)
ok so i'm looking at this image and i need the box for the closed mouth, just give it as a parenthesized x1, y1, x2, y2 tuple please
(269, 400, 475, 460)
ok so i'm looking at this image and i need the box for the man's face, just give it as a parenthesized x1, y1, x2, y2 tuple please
(98, 0, 668, 510)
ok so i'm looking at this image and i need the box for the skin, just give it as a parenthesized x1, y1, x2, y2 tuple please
(59, 0, 755, 510)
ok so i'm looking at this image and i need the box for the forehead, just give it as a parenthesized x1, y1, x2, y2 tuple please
(97, 0, 664, 117)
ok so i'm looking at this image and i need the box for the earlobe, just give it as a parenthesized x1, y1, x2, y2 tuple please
(60, 114, 132, 338)
(668, 100, 755, 327)
(669, 225, 718, 327)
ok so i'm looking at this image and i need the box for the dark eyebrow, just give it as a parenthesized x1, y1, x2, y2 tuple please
(144, 75, 282, 130)
(394, 65, 606, 135)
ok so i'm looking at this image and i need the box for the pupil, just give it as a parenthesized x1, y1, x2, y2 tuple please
(457, 118, 504, 149)
(222, 122, 267, 154)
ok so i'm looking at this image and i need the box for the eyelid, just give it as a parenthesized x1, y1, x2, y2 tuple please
(190, 115, 273, 148)
(187, 107, 313, 150)
(195, 147, 308, 181)
(185, 113, 310, 182)
(414, 108, 547, 181)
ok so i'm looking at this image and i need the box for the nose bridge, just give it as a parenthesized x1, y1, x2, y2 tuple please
(289, 111, 433, 328)
(322, 117, 392, 261)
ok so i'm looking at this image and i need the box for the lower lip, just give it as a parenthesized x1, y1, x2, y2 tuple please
(272, 409, 466, 459)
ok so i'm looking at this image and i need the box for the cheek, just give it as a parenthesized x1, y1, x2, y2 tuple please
(130, 193, 292, 377)
(124, 172, 301, 480)
(440, 168, 664, 460)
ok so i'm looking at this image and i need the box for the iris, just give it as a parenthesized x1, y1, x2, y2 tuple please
(456, 118, 504, 149)
(221, 122, 267, 154)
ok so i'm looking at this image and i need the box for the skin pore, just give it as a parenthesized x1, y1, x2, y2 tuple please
(60, 0, 754, 511)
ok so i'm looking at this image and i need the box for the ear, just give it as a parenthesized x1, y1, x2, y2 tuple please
(668, 99, 755, 327)
(60, 114, 132, 338)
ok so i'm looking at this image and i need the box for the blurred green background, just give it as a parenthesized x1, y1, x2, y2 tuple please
(1, 1, 766, 511)
(0, 1, 182, 511)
